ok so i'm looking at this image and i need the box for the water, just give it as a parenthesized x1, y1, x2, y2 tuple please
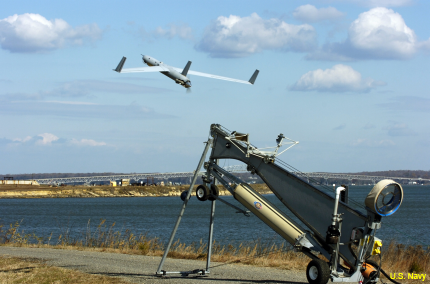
(0, 185, 428, 247)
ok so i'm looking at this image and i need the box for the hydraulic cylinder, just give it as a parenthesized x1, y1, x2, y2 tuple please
(233, 183, 304, 244)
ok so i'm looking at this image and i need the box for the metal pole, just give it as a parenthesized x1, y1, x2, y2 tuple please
(206, 158, 218, 272)
(206, 199, 216, 272)
(333, 220, 342, 274)
(156, 139, 212, 274)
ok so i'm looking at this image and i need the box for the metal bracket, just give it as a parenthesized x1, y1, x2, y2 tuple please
(331, 268, 363, 282)
(224, 130, 299, 162)
(156, 269, 209, 277)
(368, 222, 381, 230)
(294, 233, 314, 250)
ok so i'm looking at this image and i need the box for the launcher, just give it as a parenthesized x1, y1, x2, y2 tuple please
(156, 124, 403, 284)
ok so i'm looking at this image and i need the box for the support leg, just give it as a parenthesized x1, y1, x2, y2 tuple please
(206, 199, 216, 272)
(205, 158, 218, 272)
(156, 139, 213, 275)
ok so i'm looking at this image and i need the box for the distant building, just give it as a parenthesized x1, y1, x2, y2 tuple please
(1, 179, 40, 185)
(121, 179, 130, 186)
(110, 181, 117, 187)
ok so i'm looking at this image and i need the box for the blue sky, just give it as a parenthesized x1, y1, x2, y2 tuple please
(1, 0, 429, 174)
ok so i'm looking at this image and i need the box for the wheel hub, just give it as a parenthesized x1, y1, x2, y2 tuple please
(309, 266, 318, 280)
(197, 189, 204, 198)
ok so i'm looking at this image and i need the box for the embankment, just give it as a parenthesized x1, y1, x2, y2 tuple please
(0, 184, 272, 198)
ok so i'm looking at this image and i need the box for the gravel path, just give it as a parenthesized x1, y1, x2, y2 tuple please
(0, 246, 308, 283)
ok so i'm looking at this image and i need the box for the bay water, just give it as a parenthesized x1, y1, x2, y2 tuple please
(0, 185, 428, 247)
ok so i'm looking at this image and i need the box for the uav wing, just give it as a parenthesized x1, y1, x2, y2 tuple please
(113, 56, 168, 73)
(120, 66, 168, 73)
(173, 67, 259, 85)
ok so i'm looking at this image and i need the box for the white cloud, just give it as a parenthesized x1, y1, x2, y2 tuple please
(0, 92, 43, 102)
(380, 96, 430, 112)
(196, 13, 317, 58)
(351, 139, 395, 147)
(37, 133, 59, 145)
(45, 80, 170, 97)
(138, 23, 193, 42)
(293, 5, 344, 23)
(0, 13, 102, 53)
(307, 7, 426, 60)
(0, 80, 171, 103)
(71, 138, 106, 147)
(419, 38, 430, 52)
(290, 64, 386, 92)
(43, 101, 97, 105)
(13, 136, 32, 142)
(349, 7, 416, 58)
(5, 134, 106, 147)
(351, 0, 414, 7)
(0, 100, 172, 120)
(333, 124, 346, 130)
(363, 123, 376, 129)
(153, 23, 193, 40)
(386, 123, 416, 136)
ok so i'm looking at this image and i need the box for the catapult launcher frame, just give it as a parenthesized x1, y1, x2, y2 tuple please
(156, 124, 404, 284)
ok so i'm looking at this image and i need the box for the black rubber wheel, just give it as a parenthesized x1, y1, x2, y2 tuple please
(180, 191, 189, 201)
(196, 184, 210, 201)
(208, 184, 220, 201)
(306, 259, 330, 284)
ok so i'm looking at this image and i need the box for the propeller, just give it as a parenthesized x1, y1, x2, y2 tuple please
(185, 76, 192, 93)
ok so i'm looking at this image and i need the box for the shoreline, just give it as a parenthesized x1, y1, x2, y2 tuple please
(0, 184, 272, 199)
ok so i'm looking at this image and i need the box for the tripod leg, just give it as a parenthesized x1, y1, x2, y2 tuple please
(156, 139, 213, 274)
(206, 199, 216, 272)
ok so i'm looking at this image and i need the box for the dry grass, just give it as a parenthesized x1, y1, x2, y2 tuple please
(1, 219, 428, 276)
(0, 219, 314, 272)
(0, 256, 131, 284)
(378, 241, 430, 274)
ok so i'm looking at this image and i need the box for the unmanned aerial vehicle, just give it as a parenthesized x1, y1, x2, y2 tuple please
(113, 55, 259, 90)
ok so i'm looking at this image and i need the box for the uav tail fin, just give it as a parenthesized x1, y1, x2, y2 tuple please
(113, 57, 126, 73)
(248, 69, 259, 85)
(181, 61, 192, 76)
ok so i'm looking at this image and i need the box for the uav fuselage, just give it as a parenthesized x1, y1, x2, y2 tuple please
(142, 55, 192, 88)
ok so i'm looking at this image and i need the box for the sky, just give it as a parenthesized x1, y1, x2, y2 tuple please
(1, 0, 429, 175)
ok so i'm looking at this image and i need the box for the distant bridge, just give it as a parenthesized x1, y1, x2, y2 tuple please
(298, 172, 430, 185)
(35, 172, 198, 185)
(35, 165, 430, 185)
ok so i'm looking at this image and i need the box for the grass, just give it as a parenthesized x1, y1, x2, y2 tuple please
(1, 219, 429, 278)
(0, 219, 311, 271)
(0, 256, 131, 284)
(378, 242, 430, 274)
